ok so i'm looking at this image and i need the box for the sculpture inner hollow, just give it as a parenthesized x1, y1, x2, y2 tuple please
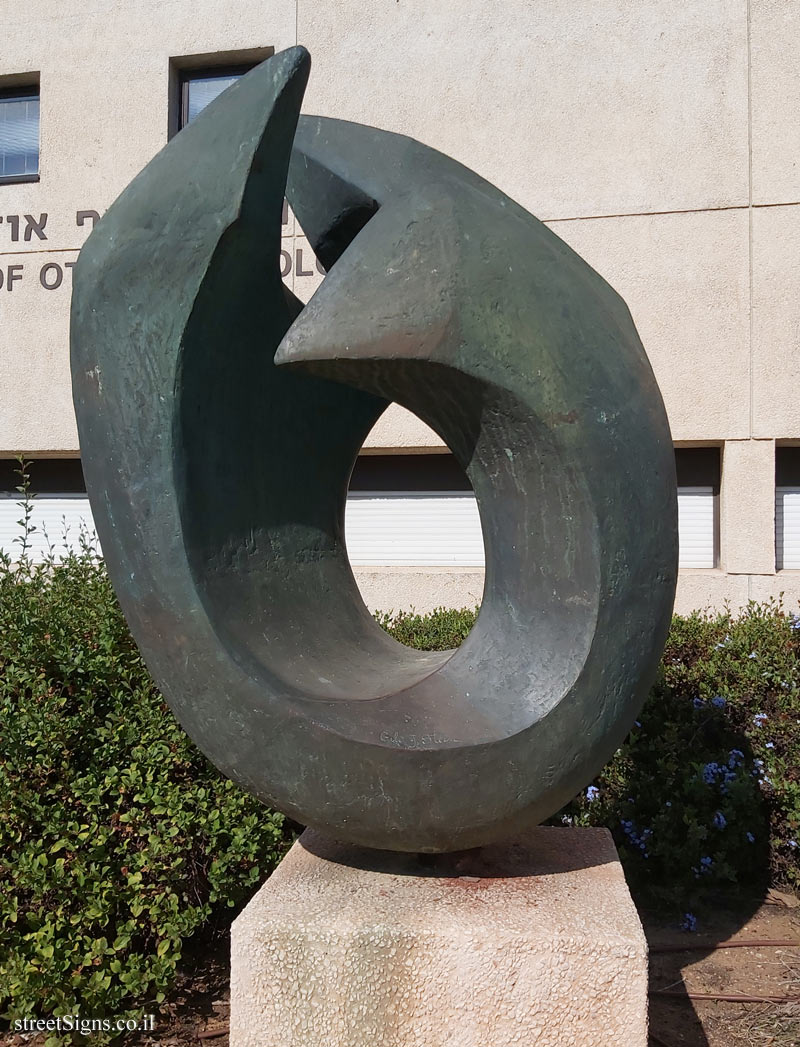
(177, 318, 599, 744)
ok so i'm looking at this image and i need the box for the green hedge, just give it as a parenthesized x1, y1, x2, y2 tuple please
(1, 509, 798, 1031)
(0, 539, 291, 1034)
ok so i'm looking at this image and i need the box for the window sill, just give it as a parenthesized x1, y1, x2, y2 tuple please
(0, 173, 39, 185)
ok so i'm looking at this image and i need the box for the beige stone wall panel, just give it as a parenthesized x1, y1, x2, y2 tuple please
(0, 249, 79, 453)
(751, 205, 800, 438)
(354, 567, 484, 615)
(299, 0, 749, 220)
(720, 438, 776, 575)
(550, 210, 750, 442)
(750, 0, 800, 204)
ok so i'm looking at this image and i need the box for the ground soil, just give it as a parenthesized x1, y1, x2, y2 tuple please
(3, 889, 799, 1046)
(645, 888, 800, 1047)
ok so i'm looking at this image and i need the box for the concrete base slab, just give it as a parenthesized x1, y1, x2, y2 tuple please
(230, 826, 647, 1047)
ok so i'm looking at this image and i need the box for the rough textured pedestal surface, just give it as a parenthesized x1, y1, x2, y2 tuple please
(230, 826, 647, 1047)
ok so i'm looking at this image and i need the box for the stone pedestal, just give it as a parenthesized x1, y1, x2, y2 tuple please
(230, 826, 647, 1047)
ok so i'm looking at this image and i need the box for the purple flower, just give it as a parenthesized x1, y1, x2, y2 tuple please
(746, 832, 755, 843)
(680, 913, 698, 932)
(693, 697, 705, 709)
(713, 811, 727, 830)
(711, 696, 726, 709)
(700, 855, 713, 867)
(766, 742, 775, 750)
(753, 713, 768, 727)
(586, 785, 600, 802)
(748, 652, 758, 660)
(728, 749, 745, 768)
(702, 762, 721, 784)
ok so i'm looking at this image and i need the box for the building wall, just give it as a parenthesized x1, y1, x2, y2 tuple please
(1, 0, 799, 614)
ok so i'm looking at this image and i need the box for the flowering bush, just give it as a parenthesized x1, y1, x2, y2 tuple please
(550, 600, 800, 908)
(381, 600, 800, 912)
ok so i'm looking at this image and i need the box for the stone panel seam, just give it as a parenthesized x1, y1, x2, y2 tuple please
(725, 437, 774, 444)
(747, 0, 754, 440)
(544, 200, 800, 226)
(0, 248, 81, 258)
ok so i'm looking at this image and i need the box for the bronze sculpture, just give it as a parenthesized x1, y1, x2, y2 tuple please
(70, 47, 678, 852)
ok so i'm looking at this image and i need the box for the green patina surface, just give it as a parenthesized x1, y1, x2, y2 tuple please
(70, 47, 677, 851)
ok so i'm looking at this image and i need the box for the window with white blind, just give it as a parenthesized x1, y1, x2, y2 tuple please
(0, 451, 721, 571)
(0, 460, 96, 561)
(0, 84, 39, 184)
(168, 50, 273, 139)
(776, 448, 800, 570)
(345, 454, 482, 567)
(348, 453, 720, 569)
(178, 67, 250, 130)
(676, 487, 716, 568)
(345, 493, 483, 566)
(675, 448, 719, 569)
(0, 494, 96, 560)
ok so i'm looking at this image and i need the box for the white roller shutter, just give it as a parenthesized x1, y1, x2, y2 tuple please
(345, 492, 484, 566)
(776, 487, 800, 570)
(677, 486, 715, 569)
(0, 488, 718, 571)
(0, 494, 97, 561)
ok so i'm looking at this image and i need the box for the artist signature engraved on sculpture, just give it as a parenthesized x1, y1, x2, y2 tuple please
(379, 731, 456, 749)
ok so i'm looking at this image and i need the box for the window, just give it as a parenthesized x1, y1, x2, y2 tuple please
(0, 451, 725, 571)
(346, 450, 723, 570)
(0, 85, 39, 183)
(776, 447, 800, 570)
(177, 65, 252, 131)
(0, 459, 95, 561)
(676, 448, 720, 569)
(346, 455, 483, 567)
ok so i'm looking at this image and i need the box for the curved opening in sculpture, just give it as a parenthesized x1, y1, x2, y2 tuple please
(178, 289, 599, 740)
(344, 417, 486, 642)
(171, 66, 596, 737)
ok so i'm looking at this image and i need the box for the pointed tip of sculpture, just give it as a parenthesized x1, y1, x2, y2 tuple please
(271, 44, 311, 85)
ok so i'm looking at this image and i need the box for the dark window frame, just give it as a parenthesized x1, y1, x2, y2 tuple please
(0, 82, 40, 186)
(0, 458, 85, 494)
(349, 453, 472, 493)
(776, 446, 800, 488)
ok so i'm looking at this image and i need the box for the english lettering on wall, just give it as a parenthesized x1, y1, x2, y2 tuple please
(0, 204, 327, 287)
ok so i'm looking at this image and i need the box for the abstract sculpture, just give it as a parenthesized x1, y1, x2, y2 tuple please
(70, 47, 678, 852)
